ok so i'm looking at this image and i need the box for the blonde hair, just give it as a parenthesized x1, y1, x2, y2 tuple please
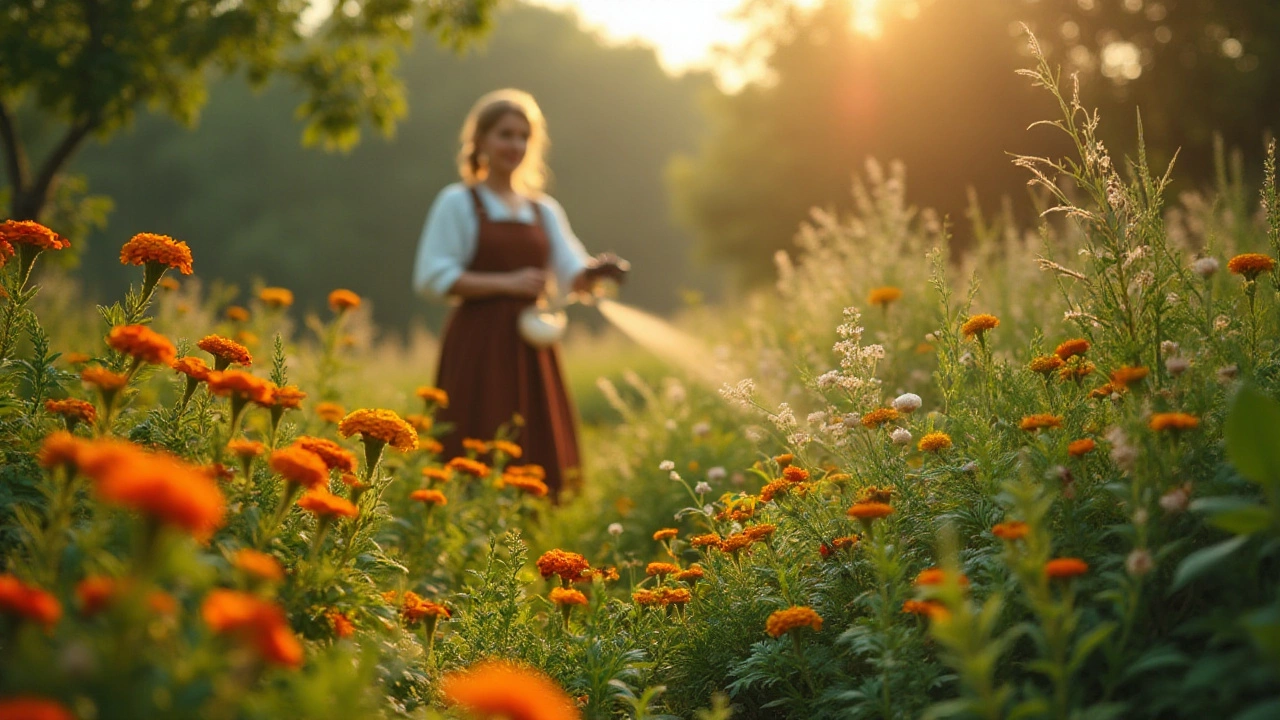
(456, 89, 550, 196)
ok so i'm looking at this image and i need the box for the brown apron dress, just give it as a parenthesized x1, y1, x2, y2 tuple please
(433, 186, 582, 497)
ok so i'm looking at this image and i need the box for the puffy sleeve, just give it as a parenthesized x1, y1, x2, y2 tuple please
(537, 195, 591, 297)
(412, 185, 475, 300)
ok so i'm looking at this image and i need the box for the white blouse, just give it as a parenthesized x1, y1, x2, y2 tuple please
(412, 182, 592, 301)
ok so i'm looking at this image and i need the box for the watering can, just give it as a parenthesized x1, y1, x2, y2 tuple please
(518, 254, 630, 348)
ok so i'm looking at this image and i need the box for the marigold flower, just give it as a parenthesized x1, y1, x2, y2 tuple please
(509, 464, 546, 481)
(224, 305, 250, 322)
(675, 565, 705, 582)
(499, 472, 549, 497)
(422, 467, 451, 484)
(76, 576, 118, 616)
(961, 313, 999, 339)
(1020, 414, 1063, 431)
(0, 697, 75, 720)
(225, 439, 263, 460)
(1227, 252, 1276, 280)
(233, 549, 284, 582)
(689, 533, 722, 549)
(914, 568, 970, 587)
(330, 610, 355, 638)
(328, 289, 361, 312)
(0, 574, 62, 629)
(847, 502, 894, 520)
(297, 489, 359, 519)
(917, 432, 952, 453)
(1059, 361, 1096, 382)
(415, 386, 449, 407)
(1029, 355, 1064, 375)
(782, 466, 809, 483)
(536, 549, 591, 583)
(44, 398, 96, 425)
(491, 440, 522, 458)
(549, 587, 588, 606)
(992, 521, 1030, 541)
(1089, 382, 1123, 399)
(759, 479, 791, 503)
(171, 355, 211, 381)
(269, 446, 329, 489)
(201, 589, 301, 667)
(293, 436, 356, 473)
(652, 528, 679, 541)
(77, 441, 226, 542)
(0, 219, 70, 251)
(315, 401, 345, 423)
(773, 453, 794, 467)
(207, 370, 273, 404)
(197, 334, 253, 368)
(765, 606, 823, 638)
(646, 562, 679, 578)
(119, 232, 193, 275)
(1054, 338, 1090, 360)
(868, 286, 903, 306)
(1109, 366, 1150, 387)
(404, 413, 433, 432)
(258, 287, 293, 308)
(901, 600, 949, 620)
(1067, 438, 1096, 456)
(744, 523, 777, 541)
(1149, 412, 1199, 432)
(861, 407, 900, 428)
(719, 533, 754, 554)
(105, 325, 176, 366)
(269, 384, 306, 410)
(419, 437, 444, 454)
(0, 238, 10, 267)
(440, 660, 578, 720)
(410, 489, 448, 506)
(857, 486, 893, 504)
(1044, 557, 1089, 579)
(338, 409, 418, 453)
(37, 431, 86, 469)
(399, 592, 451, 623)
(463, 438, 491, 454)
(446, 456, 490, 478)
(62, 352, 92, 364)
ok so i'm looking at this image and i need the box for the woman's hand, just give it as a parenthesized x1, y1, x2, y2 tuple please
(583, 253, 630, 284)
(504, 267, 548, 299)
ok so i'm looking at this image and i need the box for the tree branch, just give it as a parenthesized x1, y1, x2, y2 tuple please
(16, 118, 96, 220)
(0, 98, 27, 197)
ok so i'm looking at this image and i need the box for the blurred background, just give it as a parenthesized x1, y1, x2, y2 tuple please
(3, 0, 1277, 333)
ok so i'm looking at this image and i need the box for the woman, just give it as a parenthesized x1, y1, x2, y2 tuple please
(412, 89, 627, 498)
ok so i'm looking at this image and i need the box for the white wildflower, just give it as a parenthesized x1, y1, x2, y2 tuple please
(692, 421, 711, 438)
(1126, 548, 1154, 577)
(773, 403, 797, 431)
(1191, 256, 1219, 277)
(807, 411, 828, 427)
(892, 393, 922, 413)
(707, 466, 727, 482)
(891, 427, 912, 445)
(608, 523, 623, 537)
(695, 481, 712, 494)
(1166, 356, 1190, 377)
(669, 471, 682, 482)
(659, 460, 675, 472)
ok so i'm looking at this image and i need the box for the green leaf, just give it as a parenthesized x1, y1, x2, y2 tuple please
(1069, 622, 1117, 673)
(1234, 699, 1280, 720)
(1206, 505, 1273, 535)
(1225, 384, 1280, 487)
(1120, 646, 1189, 681)
(1171, 535, 1248, 593)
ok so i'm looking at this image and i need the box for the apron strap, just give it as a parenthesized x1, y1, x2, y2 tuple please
(468, 186, 488, 222)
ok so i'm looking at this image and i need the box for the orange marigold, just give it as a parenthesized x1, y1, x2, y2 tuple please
(234, 549, 285, 582)
(226, 439, 265, 459)
(1020, 414, 1063, 431)
(415, 386, 449, 407)
(901, 599, 949, 620)
(782, 466, 809, 483)
(0, 574, 62, 629)
(501, 473, 549, 497)
(76, 576, 118, 616)
(62, 352, 92, 364)
(689, 533, 722, 549)
(119, 233, 193, 274)
(914, 568, 970, 587)
(1227, 252, 1276, 280)
(1109, 366, 1150, 387)
(297, 490, 359, 519)
(106, 325, 176, 365)
(315, 401, 345, 423)
(847, 502, 894, 520)
(171, 355, 211, 381)
(992, 521, 1030, 541)
(868, 286, 903, 306)
(536, 549, 591, 583)
(491, 440, 523, 458)
(0, 219, 70, 251)
(858, 486, 894, 504)
(330, 610, 355, 638)
(719, 533, 754, 554)
(404, 413, 433, 431)
(1029, 355, 1064, 375)
(0, 697, 75, 720)
(440, 660, 578, 720)
(773, 453, 795, 467)
(652, 528, 679, 541)
(861, 407, 900, 428)
(77, 441, 226, 542)
(549, 587, 588, 606)
(268, 446, 329, 489)
(422, 467, 451, 484)
(675, 565, 705, 582)
(646, 562, 680, 577)
(419, 437, 444, 455)
(328, 289, 361, 312)
(269, 384, 306, 410)
(225, 305, 250, 322)
(961, 313, 1000, 338)
(293, 436, 356, 473)
(765, 606, 823, 638)
(44, 398, 96, 424)
(1059, 361, 1096, 382)
(1068, 438, 1097, 456)
(207, 370, 272, 404)
(446, 456, 490, 478)
(37, 431, 86, 469)
(917, 432, 953, 453)
(744, 523, 777, 541)
(1089, 382, 1124, 399)
(759, 479, 791, 503)
(410, 489, 448, 506)
(400, 592, 451, 623)
(1054, 338, 1091, 360)
(197, 334, 253, 368)
(1149, 412, 1199, 432)
(258, 287, 293, 308)
(201, 589, 302, 667)
(159, 276, 180, 291)
(463, 438, 491, 454)
(338, 409, 418, 453)
(1045, 557, 1089, 579)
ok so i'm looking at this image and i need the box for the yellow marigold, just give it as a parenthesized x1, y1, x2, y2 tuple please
(328, 289, 361, 312)
(77, 441, 226, 542)
(171, 355, 211, 381)
(914, 568, 970, 587)
(44, 398, 96, 424)
(1029, 355, 1064, 375)
(917, 431, 952, 452)
(744, 523, 777, 541)
(689, 533, 722, 549)
(847, 502, 894, 520)
(549, 587, 588, 606)
(201, 589, 302, 667)
(500, 472, 549, 497)
(419, 437, 444, 454)
(1068, 438, 1096, 456)
(765, 606, 823, 638)
(119, 233, 193, 275)
(0, 219, 70, 251)
(858, 486, 894, 504)
(338, 408, 418, 453)
(861, 407, 900, 428)
(646, 562, 680, 578)
(675, 565, 705, 582)
(315, 401, 345, 423)
(410, 488, 448, 506)
(0, 574, 63, 629)
(293, 436, 356, 473)
(0, 697, 73, 720)
(258, 287, 293, 308)
(330, 610, 355, 638)
(440, 660, 578, 720)
(1149, 412, 1199, 432)
(234, 549, 285, 582)
(992, 521, 1030, 540)
(415, 386, 449, 407)
(446, 456, 491, 478)
(1044, 557, 1089, 579)
(106, 325, 176, 365)
(1055, 338, 1090, 360)
(491, 440, 523, 458)
(206, 370, 273, 404)
(1109, 366, 1150, 387)
(227, 438, 265, 459)
(197, 335, 253, 368)
(868, 286, 903, 306)
(225, 305, 250, 322)
(463, 438, 491, 454)
(961, 313, 1000, 339)
(1227, 252, 1276, 280)
(297, 489, 359, 519)
(269, 384, 306, 410)
(652, 528, 679, 541)
(536, 549, 591, 583)
(1020, 413, 1063, 431)
(1059, 361, 1096, 382)
(268, 446, 329, 489)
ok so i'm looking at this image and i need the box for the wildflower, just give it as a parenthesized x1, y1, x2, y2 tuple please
(397, 592, 451, 623)
(297, 489, 359, 519)
(1126, 548, 1154, 577)
(422, 467, 451, 484)
(917, 431, 952, 452)
(410, 489, 447, 506)
(646, 562, 680, 579)
(550, 587, 587, 606)
(268, 384, 306, 410)
(744, 524, 777, 542)
(707, 466, 727, 481)
(861, 407, 899, 428)
(759, 478, 791, 503)
(1020, 414, 1063, 431)
(1160, 484, 1191, 514)
(868, 286, 903, 306)
(330, 610, 355, 638)
(328, 289, 361, 312)
(106, 325, 176, 366)
(501, 471, 550, 497)
(695, 481, 712, 494)
(446, 456, 490, 478)
(1089, 382, 1124, 399)
(1029, 355, 1064, 375)
(1067, 438, 1096, 456)
(652, 528, 679, 542)
(201, 589, 302, 667)
(608, 523, 623, 537)
(1191, 256, 1219, 277)
(197, 334, 253, 369)
(1044, 558, 1089, 579)
(1227, 253, 1276, 280)
(491, 440, 522, 458)
(765, 606, 823, 638)
(225, 305, 250, 322)
(463, 438, 491, 455)
(269, 447, 328, 489)
(1149, 412, 1199, 431)
(1109, 366, 1150, 388)
(0, 697, 75, 720)
(891, 394, 922, 416)
(890, 427, 912, 445)
(37, 431, 86, 470)
(0, 574, 62, 629)
(659, 460, 675, 472)
(914, 568, 970, 587)
(293, 437, 357, 473)
(961, 313, 999, 339)
(718, 533, 754, 555)
(44, 398, 96, 430)
(415, 386, 449, 408)
(119, 232, 193, 275)
(773, 453, 794, 467)
(207, 369, 273, 405)
(1166, 356, 1191, 377)
(316, 401, 345, 423)
(783, 466, 809, 483)
(1054, 338, 1090, 360)
(992, 521, 1030, 540)
(902, 600, 950, 620)
(1, 220, 70, 282)
(536, 550, 591, 583)
(440, 660, 578, 720)
(675, 565, 704, 583)
(689, 533, 722, 550)
(1059, 361, 1096, 382)
(234, 549, 285, 582)
(258, 287, 293, 308)
(338, 409, 418, 454)
(847, 502, 894, 520)
(78, 441, 226, 542)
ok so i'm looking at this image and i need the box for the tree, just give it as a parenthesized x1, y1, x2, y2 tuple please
(0, 0, 499, 223)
